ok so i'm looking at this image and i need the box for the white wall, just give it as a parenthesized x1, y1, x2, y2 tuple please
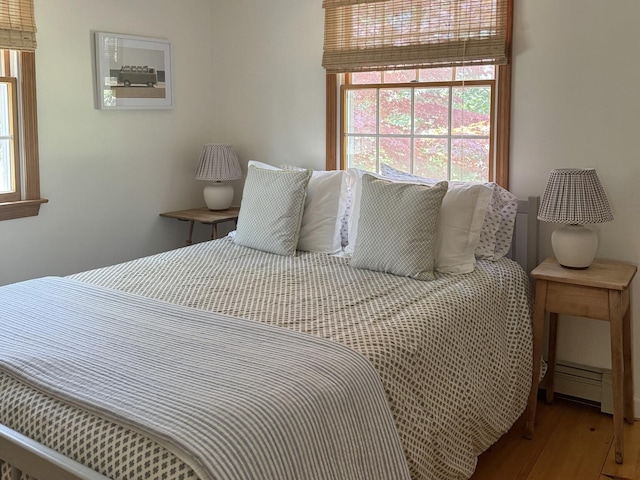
(511, 0, 640, 410)
(0, 0, 217, 285)
(209, 0, 326, 180)
(3, 0, 639, 410)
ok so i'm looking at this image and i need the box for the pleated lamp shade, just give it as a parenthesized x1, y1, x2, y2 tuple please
(195, 144, 242, 210)
(538, 168, 613, 269)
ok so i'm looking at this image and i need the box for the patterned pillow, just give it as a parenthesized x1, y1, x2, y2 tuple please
(234, 165, 312, 256)
(340, 177, 353, 247)
(350, 175, 448, 281)
(474, 183, 518, 260)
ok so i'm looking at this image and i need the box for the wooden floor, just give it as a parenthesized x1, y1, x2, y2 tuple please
(471, 396, 640, 480)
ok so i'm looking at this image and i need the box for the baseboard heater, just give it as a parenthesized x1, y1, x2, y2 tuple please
(544, 361, 613, 414)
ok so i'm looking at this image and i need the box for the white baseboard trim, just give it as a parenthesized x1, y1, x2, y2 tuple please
(549, 361, 613, 414)
(544, 361, 640, 419)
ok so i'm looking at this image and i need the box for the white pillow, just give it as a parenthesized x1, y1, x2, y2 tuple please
(248, 162, 348, 254)
(434, 182, 493, 273)
(378, 164, 493, 274)
(344, 168, 367, 256)
(248, 159, 280, 170)
(297, 170, 348, 254)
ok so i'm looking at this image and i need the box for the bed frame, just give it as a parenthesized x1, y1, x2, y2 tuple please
(0, 196, 540, 480)
(0, 425, 110, 480)
(509, 196, 540, 274)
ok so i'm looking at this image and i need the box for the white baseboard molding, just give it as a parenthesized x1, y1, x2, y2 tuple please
(547, 361, 613, 415)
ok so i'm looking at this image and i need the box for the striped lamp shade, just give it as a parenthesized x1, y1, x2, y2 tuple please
(538, 168, 613, 224)
(194, 144, 242, 182)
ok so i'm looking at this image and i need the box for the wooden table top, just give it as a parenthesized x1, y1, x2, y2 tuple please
(159, 206, 240, 224)
(531, 257, 637, 291)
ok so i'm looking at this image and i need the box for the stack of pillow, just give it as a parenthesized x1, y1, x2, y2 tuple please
(234, 161, 348, 256)
(233, 161, 518, 281)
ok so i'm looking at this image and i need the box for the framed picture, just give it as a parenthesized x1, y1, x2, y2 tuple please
(94, 32, 173, 110)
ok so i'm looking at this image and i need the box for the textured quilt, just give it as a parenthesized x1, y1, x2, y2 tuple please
(0, 276, 410, 480)
(1, 237, 533, 480)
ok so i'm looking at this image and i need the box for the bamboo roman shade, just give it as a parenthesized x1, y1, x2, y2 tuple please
(322, 0, 509, 73)
(0, 0, 36, 50)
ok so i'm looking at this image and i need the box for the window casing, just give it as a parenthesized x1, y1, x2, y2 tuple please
(0, 48, 45, 220)
(0, 0, 44, 221)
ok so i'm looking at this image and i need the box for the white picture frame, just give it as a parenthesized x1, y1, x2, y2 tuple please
(94, 32, 173, 110)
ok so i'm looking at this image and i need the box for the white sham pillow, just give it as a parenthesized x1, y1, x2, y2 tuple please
(248, 159, 280, 170)
(297, 170, 348, 254)
(434, 182, 493, 273)
(343, 168, 367, 256)
(377, 164, 493, 273)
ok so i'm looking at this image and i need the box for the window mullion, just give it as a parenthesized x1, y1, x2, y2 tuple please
(410, 87, 415, 174)
(447, 86, 453, 181)
(376, 88, 380, 173)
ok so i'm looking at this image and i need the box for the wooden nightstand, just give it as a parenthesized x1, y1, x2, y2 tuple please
(160, 207, 239, 246)
(525, 257, 637, 463)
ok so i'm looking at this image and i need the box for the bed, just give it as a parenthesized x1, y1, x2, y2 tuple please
(0, 165, 539, 480)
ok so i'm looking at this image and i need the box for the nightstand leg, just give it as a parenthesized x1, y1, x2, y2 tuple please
(186, 221, 195, 246)
(525, 279, 548, 439)
(546, 312, 558, 404)
(623, 303, 634, 424)
(609, 290, 624, 464)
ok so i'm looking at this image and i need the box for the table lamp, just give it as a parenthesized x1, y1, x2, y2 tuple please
(195, 144, 242, 210)
(537, 168, 613, 269)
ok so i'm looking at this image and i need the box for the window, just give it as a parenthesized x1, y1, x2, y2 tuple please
(0, 0, 45, 221)
(342, 65, 495, 182)
(322, 0, 513, 187)
(0, 52, 20, 202)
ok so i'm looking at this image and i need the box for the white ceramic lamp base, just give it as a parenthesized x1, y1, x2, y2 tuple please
(551, 224, 598, 269)
(203, 183, 234, 210)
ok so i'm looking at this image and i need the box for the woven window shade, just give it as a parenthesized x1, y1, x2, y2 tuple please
(322, 0, 509, 73)
(0, 0, 36, 51)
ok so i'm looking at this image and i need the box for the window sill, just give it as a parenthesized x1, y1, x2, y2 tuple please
(0, 198, 48, 221)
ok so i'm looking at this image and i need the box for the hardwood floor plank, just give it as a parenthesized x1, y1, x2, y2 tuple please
(602, 421, 640, 480)
(472, 397, 626, 480)
(526, 401, 612, 479)
(472, 401, 564, 479)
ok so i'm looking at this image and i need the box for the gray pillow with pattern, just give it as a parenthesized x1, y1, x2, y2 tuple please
(234, 165, 312, 256)
(351, 174, 448, 280)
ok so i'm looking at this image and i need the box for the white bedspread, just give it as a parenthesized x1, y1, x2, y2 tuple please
(0, 276, 410, 480)
(69, 238, 534, 480)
